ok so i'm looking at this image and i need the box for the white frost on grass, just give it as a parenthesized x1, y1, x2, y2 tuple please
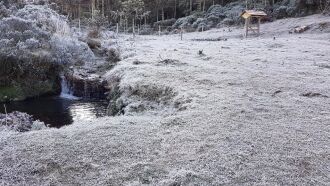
(1, 14, 330, 185)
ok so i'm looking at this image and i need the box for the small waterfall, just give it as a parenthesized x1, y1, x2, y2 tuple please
(60, 76, 79, 100)
(84, 80, 89, 99)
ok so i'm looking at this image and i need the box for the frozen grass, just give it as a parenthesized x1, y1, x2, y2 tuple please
(1, 14, 330, 185)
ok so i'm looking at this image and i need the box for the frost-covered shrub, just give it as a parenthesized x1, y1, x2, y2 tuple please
(15, 5, 70, 35)
(172, 2, 244, 31)
(206, 5, 226, 18)
(221, 18, 235, 26)
(100, 30, 116, 39)
(139, 25, 154, 35)
(172, 15, 198, 29)
(17, 38, 41, 50)
(206, 15, 220, 24)
(274, 6, 289, 19)
(0, 5, 95, 101)
(107, 47, 121, 63)
(0, 2, 10, 19)
(88, 29, 100, 38)
(192, 18, 208, 29)
(0, 16, 51, 53)
(50, 35, 94, 65)
(222, 2, 245, 24)
(0, 111, 47, 132)
(154, 18, 177, 28)
(0, 4, 94, 66)
(204, 3, 244, 26)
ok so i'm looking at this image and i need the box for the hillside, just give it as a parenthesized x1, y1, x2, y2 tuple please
(1, 14, 329, 185)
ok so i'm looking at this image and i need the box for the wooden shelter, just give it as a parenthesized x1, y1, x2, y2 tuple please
(240, 10, 267, 37)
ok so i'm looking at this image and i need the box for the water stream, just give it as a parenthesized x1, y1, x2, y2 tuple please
(0, 77, 109, 128)
(60, 76, 79, 100)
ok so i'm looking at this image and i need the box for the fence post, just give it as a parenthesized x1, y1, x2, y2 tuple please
(180, 27, 183, 40)
(133, 19, 135, 38)
(159, 25, 161, 36)
(138, 25, 140, 35)
(116, 23, 119, 34)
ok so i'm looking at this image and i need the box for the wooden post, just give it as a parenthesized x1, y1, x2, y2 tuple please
(126, 19, 128, 34)
(180, 28, 183, 40)
(116, 23, 119, 34)
(244, 17, 249, 38)
(159, 25, 161, 36)
(138, 25, 140, 35)
(124, 19, 126, 34)
(3, 104, 7, 125)
(257, 17, 261, 35)
(78, 3, 81, 31)
(202, 25, 204, 32)
(133, 18, 135, 38)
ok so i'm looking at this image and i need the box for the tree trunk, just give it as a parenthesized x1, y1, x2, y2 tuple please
(78, 3, 81, 30)
(133, 17, 135, 36)
(91, 0, 95, 19)
(174, 0, 177, 18)
(102, 0, 105, 16)
(203, 0, 206, 12)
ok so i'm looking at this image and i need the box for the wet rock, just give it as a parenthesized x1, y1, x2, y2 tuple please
(294, 25, 310, 33)
(0, 57, 62, 103)
(65, 70, 109, 99)
(107, 48, 121, 63)
(87, 38, 101, 49)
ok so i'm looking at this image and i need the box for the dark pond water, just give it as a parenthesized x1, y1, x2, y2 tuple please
(0, 96, 109, 128)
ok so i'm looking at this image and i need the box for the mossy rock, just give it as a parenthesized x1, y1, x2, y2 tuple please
(0, 86, 25, 102)
(0, 52, 62, 103)
(0, 80, 61, 103)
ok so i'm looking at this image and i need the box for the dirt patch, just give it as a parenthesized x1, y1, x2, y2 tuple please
(300, 92, 328, 98)
(272, 90, 283, 97)
(316, 63, 330, 69)
(192, 37, 228, 42)
(157, 59, 186, 66)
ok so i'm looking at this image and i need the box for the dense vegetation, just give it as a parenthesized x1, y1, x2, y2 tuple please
(45, 0, 330, 22)
(0, 0, 329, 102)
(0, 2, 94, 102)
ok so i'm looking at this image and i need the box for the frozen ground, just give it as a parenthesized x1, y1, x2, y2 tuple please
(1, 15, 330, 185)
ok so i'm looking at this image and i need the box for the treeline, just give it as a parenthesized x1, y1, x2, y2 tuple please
(50, 0, 276, 23)
(2, 0, 329, 27)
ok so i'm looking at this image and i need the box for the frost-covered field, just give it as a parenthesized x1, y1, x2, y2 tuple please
(1, 15, 330, 185)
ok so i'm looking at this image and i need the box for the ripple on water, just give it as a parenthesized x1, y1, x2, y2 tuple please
(0, 96, 109, 128)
